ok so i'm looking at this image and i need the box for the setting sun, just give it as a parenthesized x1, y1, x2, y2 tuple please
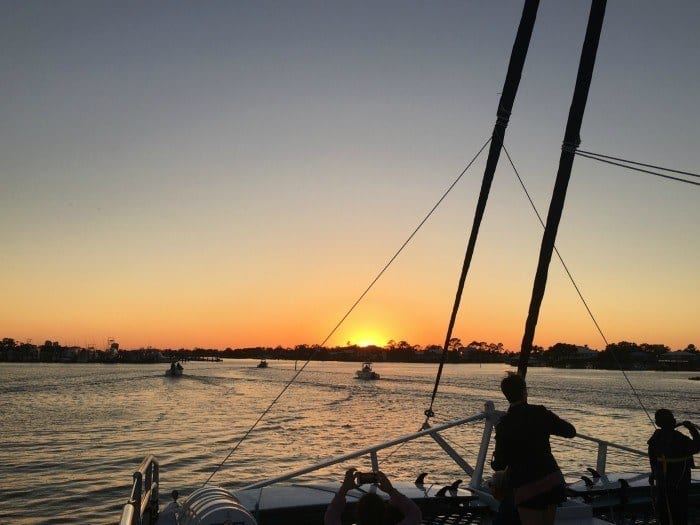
(350, 330, 387, 348)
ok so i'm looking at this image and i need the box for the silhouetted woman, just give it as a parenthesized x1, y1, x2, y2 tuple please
(491, 372, 576, 525)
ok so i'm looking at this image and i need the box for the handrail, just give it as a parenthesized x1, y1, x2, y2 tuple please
(120, 455, 159, 525)
(120, 401, 658, 523)
(237, 406, 498, 491)
(236, 405, 651, 491)
(575, 433, 646, 457)
(573, 432, 646, 475)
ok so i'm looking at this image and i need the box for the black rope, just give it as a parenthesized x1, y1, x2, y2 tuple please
(503, 144, 655, 427)
(577, 149, 700, 179)
(575, 151, 700, 186)
(204, 138, 491, 486)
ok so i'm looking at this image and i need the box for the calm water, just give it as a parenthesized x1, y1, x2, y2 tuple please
(1, 360, 698, 524)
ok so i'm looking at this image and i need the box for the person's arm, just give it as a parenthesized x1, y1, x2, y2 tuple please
(682, 421, 700, 454)
(388, 489, 422, 525)
(546, 408, 576, 438)
(647, 437, 657, 484)
(491, 425, 507, 471)
(375, 472, 421, 525)
(324, 468, 356, 525)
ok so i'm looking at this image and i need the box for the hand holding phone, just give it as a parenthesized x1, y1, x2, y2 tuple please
(356, 471, 378, 485)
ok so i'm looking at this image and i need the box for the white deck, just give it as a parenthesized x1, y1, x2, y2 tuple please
(155, 482, 615, 524)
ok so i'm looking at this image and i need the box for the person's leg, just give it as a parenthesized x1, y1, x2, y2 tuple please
(494, 497, 521, 525)
(541, 505, 556, 525)
(668, 487, 688, 525)
(656, 489, 671, 525)
(517, 504, 556, 525)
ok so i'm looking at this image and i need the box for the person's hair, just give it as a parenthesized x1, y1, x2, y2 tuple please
(655, 408, 676, 429)
(357, 493, 385, 525)
(501, 372, 527, 403)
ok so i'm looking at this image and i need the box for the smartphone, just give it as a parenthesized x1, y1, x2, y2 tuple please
(356, 472, 378, 485)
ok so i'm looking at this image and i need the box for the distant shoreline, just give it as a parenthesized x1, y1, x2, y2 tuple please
(1, 338, 697, 371)
(1, 355, 698, 373)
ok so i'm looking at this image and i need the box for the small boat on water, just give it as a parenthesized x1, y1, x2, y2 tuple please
(165, 361, 183, 377)
(257, 358, 268, 368)
(355, 361, 380, 380)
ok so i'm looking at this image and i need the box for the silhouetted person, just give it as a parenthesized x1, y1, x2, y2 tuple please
(648, 409, 700, 525)
(491, 372, 576, 525)
(324, 468, 421, 525)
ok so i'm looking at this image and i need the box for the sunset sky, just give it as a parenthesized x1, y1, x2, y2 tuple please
(1, 1, 698, 352)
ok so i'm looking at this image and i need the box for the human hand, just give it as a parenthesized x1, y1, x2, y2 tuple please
(339, 468, 357, 494)
(375, 471, 394, 494)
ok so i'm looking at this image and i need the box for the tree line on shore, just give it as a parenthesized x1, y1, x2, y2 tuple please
(0, 337, 697, 370)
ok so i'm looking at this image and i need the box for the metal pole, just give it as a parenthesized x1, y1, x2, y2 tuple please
(428, 0, 540, 415)
(470, 401, 498, 490)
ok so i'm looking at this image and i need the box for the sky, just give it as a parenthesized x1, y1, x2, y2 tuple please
(1, 1, 698, 352)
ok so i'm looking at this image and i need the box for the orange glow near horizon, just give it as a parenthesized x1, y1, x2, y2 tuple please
(1, 3, 698, 355)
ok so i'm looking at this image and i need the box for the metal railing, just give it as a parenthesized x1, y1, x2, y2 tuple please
(120, 455, 160, 525)
(118, 400, 653, 523)
(233, 402, 650, 493)
(574, 432, 647, 475)
(237, 401, 501, 491)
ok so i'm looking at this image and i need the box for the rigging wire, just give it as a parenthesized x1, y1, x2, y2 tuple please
(502, 144, 655, 427)
(575, 151, 700, 187)
(203, 137, 492, 486)
(425, 129, 507, 422)
(310, 136, 492, 354)
(576, 149, 700, 179)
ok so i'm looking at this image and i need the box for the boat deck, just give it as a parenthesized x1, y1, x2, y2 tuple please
(155, 481, 617, 525)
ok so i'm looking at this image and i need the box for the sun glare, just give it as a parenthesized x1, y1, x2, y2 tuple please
(349, 330, 386, 348)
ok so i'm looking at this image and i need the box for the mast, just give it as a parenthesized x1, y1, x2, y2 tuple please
(518, 0, 607, 378)
(426, 0, 540, 417)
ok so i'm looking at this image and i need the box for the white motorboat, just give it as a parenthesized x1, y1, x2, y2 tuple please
(355, 361, 380, 380)
(165, 361, 183, 377)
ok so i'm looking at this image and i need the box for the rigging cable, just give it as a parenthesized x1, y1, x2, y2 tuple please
(203, 137, 492, 486)
(577, 149, 700, 178)
(575, 150, 700, 187)
(502, 143, 655, 427)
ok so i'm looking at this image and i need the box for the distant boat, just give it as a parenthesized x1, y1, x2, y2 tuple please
(165, 361, 183, 377)
(355, 361, 380, 380)
(257, 358, 268, 368)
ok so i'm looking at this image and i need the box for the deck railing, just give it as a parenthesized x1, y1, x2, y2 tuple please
(234, 401, 649, 493)
(574, 432, 647, 475)
(119, 400, 652, 523)
(119, 454, 159, 525)
(237, 401, 502, 491)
